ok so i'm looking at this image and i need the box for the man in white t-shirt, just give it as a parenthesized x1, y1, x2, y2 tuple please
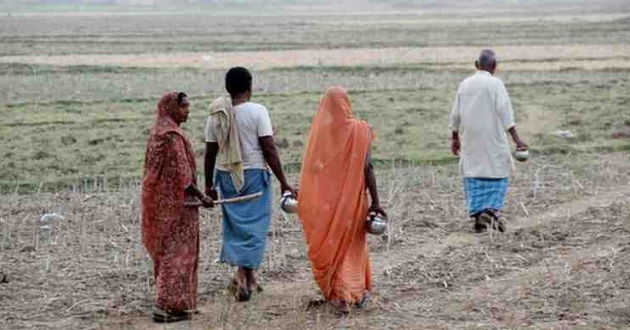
(204, 67, 295, 301)
(449, 49, 528, 233)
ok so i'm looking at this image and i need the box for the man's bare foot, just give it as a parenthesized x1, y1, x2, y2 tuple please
(481, 210, 507, 232)
(229, 270, 251, 302)
(244, 268, 263, 295)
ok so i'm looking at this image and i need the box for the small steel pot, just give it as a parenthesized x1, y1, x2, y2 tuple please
(366, 212, 387, 235)
(280, 191, 298, 213)
(515, 149, 530, 162)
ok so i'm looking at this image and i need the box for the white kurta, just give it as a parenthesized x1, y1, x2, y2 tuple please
(449, 71, 515, 178)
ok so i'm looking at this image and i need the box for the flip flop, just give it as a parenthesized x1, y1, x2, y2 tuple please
(473, 216, 488, 233)
(306, 298, 327, 310)
(478, 212, 499, 231)
(355, 293, 369, 309)
(152, 308, 191, 323)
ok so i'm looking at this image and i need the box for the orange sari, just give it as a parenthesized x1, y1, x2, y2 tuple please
(298, 87, 373, 303)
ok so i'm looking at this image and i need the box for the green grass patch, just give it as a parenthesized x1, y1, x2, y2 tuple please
(1, 79, 628, 191)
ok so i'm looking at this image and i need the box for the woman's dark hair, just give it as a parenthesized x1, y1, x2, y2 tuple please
(225, 67, 252, 96)
(176, 92, 188, 105)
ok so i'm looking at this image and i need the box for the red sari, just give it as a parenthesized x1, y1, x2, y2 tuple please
(141, 92, 199, 314)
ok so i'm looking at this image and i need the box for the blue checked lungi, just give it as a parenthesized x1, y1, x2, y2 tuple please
(216, 169, 272, 269)
(463, 178, 509, 216)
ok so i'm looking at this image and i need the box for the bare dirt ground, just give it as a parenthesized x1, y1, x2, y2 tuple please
(1, 44, 629, 70)
(2, 152, 630, 329)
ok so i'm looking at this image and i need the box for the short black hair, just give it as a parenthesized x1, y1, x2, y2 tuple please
(176, 92, 188, 105)
(225, 67, 252, 96)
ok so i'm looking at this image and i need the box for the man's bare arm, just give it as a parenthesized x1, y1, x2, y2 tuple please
(204, 142, 219, 197)
(451, 131, 460, 156)
(259, 136, 295, 194)
(507, 126, 527, 151)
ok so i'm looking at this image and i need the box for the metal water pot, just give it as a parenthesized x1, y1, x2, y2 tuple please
(280, 191, 298, 213)
(514, 149, 530, 162)
(366, 212, 387, 235)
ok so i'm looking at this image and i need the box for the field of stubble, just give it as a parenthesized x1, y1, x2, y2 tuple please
(1, 1, 630, 329)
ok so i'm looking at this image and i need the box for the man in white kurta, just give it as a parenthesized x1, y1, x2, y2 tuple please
(449, 49, 528, 232)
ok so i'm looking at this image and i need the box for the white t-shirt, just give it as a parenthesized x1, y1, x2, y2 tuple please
(449, 71, 515, 178)
(205, 101, 274, 170)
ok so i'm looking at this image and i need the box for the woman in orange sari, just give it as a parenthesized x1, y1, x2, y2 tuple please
(298, 87, 386, 314)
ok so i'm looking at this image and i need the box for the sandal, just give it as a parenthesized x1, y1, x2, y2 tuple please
(473, 216, 487, 233)
(152, 308, 191, 323)
(306, 298, 327, 310)
(479, 211, 507, 232)
(355, 293, 369, 309)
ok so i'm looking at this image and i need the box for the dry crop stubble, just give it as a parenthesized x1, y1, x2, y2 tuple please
(3, 153, 630, 329)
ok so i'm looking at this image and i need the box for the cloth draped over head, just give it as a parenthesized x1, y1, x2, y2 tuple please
(298, 86, 374, 302)
(141, 91, 199, 313)
(210, 96, 245, 192)
(141, 91, 197, 259)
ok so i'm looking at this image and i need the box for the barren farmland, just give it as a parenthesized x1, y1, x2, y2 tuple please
(1, 1, 630, 329)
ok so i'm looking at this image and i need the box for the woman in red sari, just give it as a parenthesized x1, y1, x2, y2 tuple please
(141, 91, 212, 323)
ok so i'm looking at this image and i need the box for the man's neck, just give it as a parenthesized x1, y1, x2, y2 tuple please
(231, 95, 249, 106)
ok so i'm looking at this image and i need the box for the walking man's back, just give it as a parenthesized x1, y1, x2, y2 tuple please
(204, 67, 296, 302)
(230, 101, 273, 170)
(449, 49, 528, 233)
(452, 66, 515, 178)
